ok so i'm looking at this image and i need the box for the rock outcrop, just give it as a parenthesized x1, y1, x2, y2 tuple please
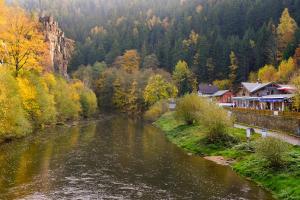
(39, 15, 74, 78)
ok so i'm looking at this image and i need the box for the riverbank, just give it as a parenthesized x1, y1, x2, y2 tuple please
(154, 112, 300, 200)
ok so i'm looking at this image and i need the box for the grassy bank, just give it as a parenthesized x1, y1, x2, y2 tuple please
(154, 112, 300, 200)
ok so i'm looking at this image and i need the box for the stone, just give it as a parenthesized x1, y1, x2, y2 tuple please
(39, 15, 74, 78)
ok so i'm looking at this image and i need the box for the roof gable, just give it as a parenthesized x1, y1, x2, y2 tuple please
(213, 90, 230, 97)
(241, 82, 279, 93)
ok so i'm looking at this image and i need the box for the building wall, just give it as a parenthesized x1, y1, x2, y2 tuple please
(219, 92, 233, 103)
(235, 84, 282, 97)
(231, 109, 300, 136)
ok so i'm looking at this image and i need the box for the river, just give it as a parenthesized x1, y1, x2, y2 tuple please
(0, 116, 274, 199)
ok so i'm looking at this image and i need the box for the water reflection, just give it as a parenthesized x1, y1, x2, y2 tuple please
(0, 117, 274, 199)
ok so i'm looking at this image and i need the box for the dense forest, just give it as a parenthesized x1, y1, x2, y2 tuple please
(12, 0, 300, 84)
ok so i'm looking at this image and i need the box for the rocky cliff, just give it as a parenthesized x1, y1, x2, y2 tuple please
(39, 15, 74, 78)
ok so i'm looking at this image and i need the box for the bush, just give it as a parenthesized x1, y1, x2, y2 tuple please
(175, 94, 208, 125)
(255, 137, 290, 168)
(144, 100, 169, 121)
(0, 69, 31, 139)
(199, 102, 233, 142)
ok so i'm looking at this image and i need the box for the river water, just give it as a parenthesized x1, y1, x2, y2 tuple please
(0, 116, 274, 200)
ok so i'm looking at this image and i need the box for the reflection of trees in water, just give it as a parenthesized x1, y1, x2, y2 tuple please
(0, 123, 98, 199)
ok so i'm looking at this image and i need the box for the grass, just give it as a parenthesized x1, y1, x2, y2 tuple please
(154, 112, 300, 200)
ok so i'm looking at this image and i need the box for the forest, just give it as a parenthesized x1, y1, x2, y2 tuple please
(14, 0, 300, 84)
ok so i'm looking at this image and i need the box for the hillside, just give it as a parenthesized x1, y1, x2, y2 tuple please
(13, 0, 300, 83)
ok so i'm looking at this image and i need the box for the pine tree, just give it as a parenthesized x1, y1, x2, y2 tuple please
(229, 51, 239, 86)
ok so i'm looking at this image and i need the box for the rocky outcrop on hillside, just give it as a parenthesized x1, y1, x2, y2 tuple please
(39, 15, 74, 78)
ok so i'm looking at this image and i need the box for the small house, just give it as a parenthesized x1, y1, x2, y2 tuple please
(198, 84, 219, 97)
(212, 90, 233, 103)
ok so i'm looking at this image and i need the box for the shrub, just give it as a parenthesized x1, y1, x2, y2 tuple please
(255, 137, 290, 168)
(175, 94, 208, 125)
(0, 69, 31, 139)
(144, 100, 169, 121)
(199, 102, 233, 142)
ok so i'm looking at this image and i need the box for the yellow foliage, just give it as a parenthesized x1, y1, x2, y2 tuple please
(0, 5, 47, 76)
(258, 65, 278, 82)
(213, 79, 231, 90)
(292, 75, 300, 110)
(0, 68, 31, 139)
(144, 74, 178, 105)
(114, 49, 140, 73)
(278, 57, 295, 83)
(53, 77, 81, 121)
(173, 60, 197, 95)
(17, 73, 56, 126)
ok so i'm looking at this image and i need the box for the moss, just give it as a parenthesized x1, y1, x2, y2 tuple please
(155, 112, 300, 200)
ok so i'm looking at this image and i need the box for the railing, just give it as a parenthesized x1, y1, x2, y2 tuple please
(229, 107, 300, 119)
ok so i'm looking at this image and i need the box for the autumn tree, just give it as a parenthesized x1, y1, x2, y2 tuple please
(0, 68, 31, 138)
(258, 65, 278, 82)
(17, 73, 57, 127)
(113, 49, 140, 73)
(292, 75, 300, 110)
(172, 60, 197, 96)
(277, 8, 298, 62)
(127, 80, 140, 115)
(0, 6, 47, 77)
(112, 77, 127, 111)
(213, 79, 231, 90)
(277, 57, 296, 83)
(144, 74, 178, 106)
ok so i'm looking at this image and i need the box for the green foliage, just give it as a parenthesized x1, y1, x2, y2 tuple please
(19, 0, 300, 83)
(175, 94, 206, 125)
(76, 83, 98, 118)
(156, 112, 300, 200)
(144, 74, 178, 106)
(172, 60, 197, 96)
(47, 76, 81, 121)
(144, 100, 169, 121)
(255, 137, 290, 168)
(142, 54, 159, 69)
(0, 68, 31, 140)
(229, 51, 239, 86)
(200, 102, 234, 143)
(18, 72, 57, 127)
(175, 94, 233, 143)
(72, 61, 107, 88)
